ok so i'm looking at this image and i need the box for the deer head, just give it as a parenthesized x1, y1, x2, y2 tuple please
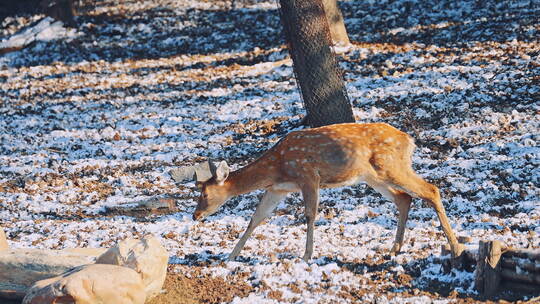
(170, 160, 230, 220)
(193, 160, 230, 220)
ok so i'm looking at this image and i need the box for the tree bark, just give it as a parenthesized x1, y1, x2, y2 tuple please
(321, 0, 349, 45)
(0, 0, 76, 26)
(279, 0, 355, 128)
(41, 0, 77, 27)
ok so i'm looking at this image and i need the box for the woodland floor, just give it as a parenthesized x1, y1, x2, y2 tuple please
(1, 0, 539, 303)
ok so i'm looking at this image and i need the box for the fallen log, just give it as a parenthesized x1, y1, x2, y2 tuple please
(501, 258, 540, 274)
(102, 195, 177, 217)
(501, 281, 540, 294)
(501, 268, 540, 285)
(504, 248, 540, 262)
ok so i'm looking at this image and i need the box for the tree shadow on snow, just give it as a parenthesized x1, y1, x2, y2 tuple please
(3, 3, 284, 68)
(4, 0, 538, 68)
(341, 0, 539, 47)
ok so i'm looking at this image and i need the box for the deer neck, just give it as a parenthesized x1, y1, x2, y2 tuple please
(224, 161, 275, 197)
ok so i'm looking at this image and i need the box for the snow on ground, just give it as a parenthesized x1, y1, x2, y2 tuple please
(1, 0, 539, 302)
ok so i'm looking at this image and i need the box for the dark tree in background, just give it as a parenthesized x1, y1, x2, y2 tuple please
(279, 0, 354, 128)
(0, 0, 76, 26)
(43, 0, 76, 27)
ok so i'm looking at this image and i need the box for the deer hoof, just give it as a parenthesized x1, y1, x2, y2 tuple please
(390, 243, 401, 255)
(452, 243, 465, 258)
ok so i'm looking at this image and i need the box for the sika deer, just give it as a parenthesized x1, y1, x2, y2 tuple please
(183, 123, 464, 262)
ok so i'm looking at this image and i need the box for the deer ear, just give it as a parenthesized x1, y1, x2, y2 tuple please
(207, 159, 216, 174)
(214, 161, 229, 183)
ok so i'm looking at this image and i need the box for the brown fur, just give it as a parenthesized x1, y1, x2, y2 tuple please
(193, 123, 464, 261)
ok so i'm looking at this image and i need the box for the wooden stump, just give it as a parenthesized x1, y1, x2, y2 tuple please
(475, 240, 503, 297)
(441, 239, 539, 297)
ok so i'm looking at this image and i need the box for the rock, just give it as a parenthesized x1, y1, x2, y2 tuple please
(61, 247, 107, 257)
(0, 226, 7, 251)
(96, 236, 168, 299)
(0, 249, 97, 296)
(22, 264, 146, 304)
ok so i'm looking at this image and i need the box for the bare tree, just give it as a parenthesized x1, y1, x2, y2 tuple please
(41, 0, 77, 27)
(0, 0, 76, 26)
(279, 0, 354, 127)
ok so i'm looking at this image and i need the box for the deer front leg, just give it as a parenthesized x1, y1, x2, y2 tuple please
(299, 173, 320, 262)
(228, 190, 288, 261)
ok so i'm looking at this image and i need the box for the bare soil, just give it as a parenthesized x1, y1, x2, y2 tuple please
(148, 266, 253, 304)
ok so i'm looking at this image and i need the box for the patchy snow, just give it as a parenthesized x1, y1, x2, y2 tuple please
(0, 0, 539, 302)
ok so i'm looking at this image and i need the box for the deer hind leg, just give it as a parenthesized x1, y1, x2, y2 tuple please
(299, 172, 321, 262)
(228, 190, 288, 261)
(390, 190, 412, 254)
(366, 179, 412, 254)
(388, 170, 463, 258)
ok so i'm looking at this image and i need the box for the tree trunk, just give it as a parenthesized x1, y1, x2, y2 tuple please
(0, 0, 76, 27)
(321, 0, 349, 45)
(279, 0, 355, 128)
(41, 0, 77, 27)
